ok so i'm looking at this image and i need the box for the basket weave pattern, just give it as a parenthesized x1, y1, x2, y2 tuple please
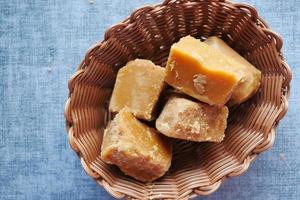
(64, 0, 291, 199)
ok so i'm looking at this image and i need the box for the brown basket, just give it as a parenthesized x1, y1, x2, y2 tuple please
(64, 0, 292, 199)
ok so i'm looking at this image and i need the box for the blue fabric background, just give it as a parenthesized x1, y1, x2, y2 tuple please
(0, 0, 299, 199)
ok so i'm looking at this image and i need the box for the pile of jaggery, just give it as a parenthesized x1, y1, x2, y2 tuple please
(100, 36, 261, 182)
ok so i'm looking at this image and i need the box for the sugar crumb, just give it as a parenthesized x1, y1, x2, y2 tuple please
(279, 153, 285, 160)
(47, 67, 52, 73)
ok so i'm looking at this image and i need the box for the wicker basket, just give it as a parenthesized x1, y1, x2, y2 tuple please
(64, 0, 291, 199)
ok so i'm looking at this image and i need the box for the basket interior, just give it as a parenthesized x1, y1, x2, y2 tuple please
(66, 0, 290, 199)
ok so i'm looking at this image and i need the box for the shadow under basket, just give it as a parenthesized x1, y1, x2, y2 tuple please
(64, 0, 291, 199)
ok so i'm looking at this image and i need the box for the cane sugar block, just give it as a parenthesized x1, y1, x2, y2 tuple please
(109, 59, 166, 121)
(156, 96, 228, 142)
(205, 36, 261, 105)
(165, 36, 242, 106)
(101, 108, 172, 182)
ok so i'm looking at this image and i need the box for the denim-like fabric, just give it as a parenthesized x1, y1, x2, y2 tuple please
(0, 0, 299, 199)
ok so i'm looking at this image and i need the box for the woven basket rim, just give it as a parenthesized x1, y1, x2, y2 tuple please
(64, 0, 292, 199)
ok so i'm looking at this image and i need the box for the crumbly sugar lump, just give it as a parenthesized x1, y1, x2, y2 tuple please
(109, 59, 166, 121)
(156, 96, 229, 142)
(101, 108, 172, 182)
(204, 36, 261, 105)
(165, 35, 243, 106)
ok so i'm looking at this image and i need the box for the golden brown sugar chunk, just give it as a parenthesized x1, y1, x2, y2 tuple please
(165, 36, 242, 106)
(101, 108, 172, 182)
(156, 96, 228, 142)
(205, 36, 261, 105)
(109, 59, 166, 120)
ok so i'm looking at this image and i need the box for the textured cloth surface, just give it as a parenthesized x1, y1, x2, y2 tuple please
(0, 0, 299, 199)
